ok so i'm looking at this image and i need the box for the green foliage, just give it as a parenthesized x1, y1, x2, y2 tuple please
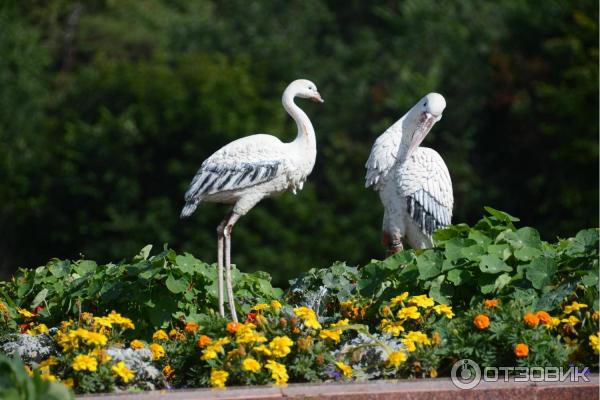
(0, 0, 597, 288)
(0, 354, 74, 400)
(0, 245, 282, 337)
(289, 208, 599, 312)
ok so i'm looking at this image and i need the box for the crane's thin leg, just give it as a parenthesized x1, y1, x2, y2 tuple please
(223, 212, 241, 322)
(216, 220, 227, 317)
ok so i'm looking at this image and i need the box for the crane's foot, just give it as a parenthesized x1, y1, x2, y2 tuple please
(383, 231, 403, 257)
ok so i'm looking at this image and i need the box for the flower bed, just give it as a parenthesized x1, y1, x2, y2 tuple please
(0, 209, 598, 396)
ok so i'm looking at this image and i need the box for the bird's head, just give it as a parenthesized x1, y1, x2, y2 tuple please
(289, 79, 324, 103)
(407, 92, 446, 155)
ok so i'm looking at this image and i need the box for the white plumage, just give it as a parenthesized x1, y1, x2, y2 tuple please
(365, 93, 453, 253)
(181, 79, 323, 321)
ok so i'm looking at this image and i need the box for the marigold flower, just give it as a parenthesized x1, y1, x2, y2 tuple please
(265, 360, 288, 385)
(271, 300, 282, 312)
(83, 331, 108, 347)
(293, 307, 322, 329)
(431, 331, 442, 346)
(473, 314, 490, 330)
(335, 361, 353, 378)
(253, 344, 272, 356)
(107, 311, 135, 330)
(93, 317, 113, 329)
(386, 351, 407, 367)
(592, 311, 599, 321)
(409, 295, 434, 308)
(561, 316, 580, 326)
(17, 308, 35, 318)
(236, 323, 267, 344)
(319, 329, 342, 343)
(130, 340, 145, 349)
(297, 336, 313, 352)
(90, 348, 112, 364)
(162, 364, 175, 379)
(331, 319, 349, 328)
(184, 321, 200, 333)
(210, 369, 229, 388)
(61, 378, 74, 388)
(72, 354, 98, 372)
(535, 311, 552, 325)
(589, 334, 599, 354)
(484, 299, 499, 308)
(197, 335, 212, 348)
(268, 336, 294, 358)
(397, 306, 421, 320)
(563, 301, 588, 314)
(514, 343, 529, 357)
(380, 319, 404, 336)
(252, 303, 269, 311)
(152, 329, 169, 341)
(390, 292, 409, 307)
(433, 304, 454, 319)
(404, 331, 431, 345)
(523, 313, 539, 327)
(242, 357, 261, 373)
(41, 373, 57, 382)
(149, 343, 165, 360)
(112, 361, 135, 383)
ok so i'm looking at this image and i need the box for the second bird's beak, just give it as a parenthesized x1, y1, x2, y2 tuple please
(311, 92, 324, 103)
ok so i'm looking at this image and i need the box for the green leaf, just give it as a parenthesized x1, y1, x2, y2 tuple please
(165, 274, 188, 294)
(30, 289, 48, 309)
(484, 206, 520, 224)
(444, 238, 475, 262)
(467, 230, 492, 247)
(525, 257, 557, 289)
(479, 255, 512, 274)
(581, 271, 598, 287)
(447, 269, 472, 285)
(175, 254, 200, 274)
(487, 244, 512, 260)
(74, 260, 97, 275)
(535, 279, 578, 310)
(514, 246, 543, 261)
(461, 244, 485, 260)
(493, 273, 511, 292)
(416, 251, 443, 280)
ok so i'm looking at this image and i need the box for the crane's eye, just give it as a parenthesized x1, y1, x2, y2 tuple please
(423, 102, 427, 107)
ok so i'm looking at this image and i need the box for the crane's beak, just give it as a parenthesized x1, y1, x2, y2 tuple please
(311, 92, 324, 103)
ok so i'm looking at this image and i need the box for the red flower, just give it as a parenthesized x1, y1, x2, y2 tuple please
(20, 324, 30, 333)
(33, 305, 45, 315)
(246, 311, 258, 324)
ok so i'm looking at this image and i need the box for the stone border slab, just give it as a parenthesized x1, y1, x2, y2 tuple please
(78, 374, 599, 400)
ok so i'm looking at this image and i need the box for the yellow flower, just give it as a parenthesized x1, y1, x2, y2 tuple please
(397, 306, 421, 320)
(162, 364, 175, 380)
(319, 329, 342, 343)
(387, 351, 407, 367)
(253, 344, 272, 356)
(236, 323, 267, 344)
(242, 357, 261, 373)
(83, 332, 108, 347)
(210, 369, 229, 388)
(331, 319, 349, 328)
(335, 361, 353, 378)
(184, 321, 200, 333)
(589, 334, 599, 354)
(0, 301, 8, 314)
(41, 374, 57, 382)
(339, 300, 353, 310)
(433, 304, 454, 319)
(380, 319, 405, 336)
(201, 337, 230, 360)
(112, 361, 135, 383)
(72, 354, 98, 372)
(152, 330, 169, 341)
(61, 378, 74, 388)
(107, 311, 135, 330)
(390, 292, 409, 307)
(269, 336, 294, 358)
(293, 307, 322, 329)
(93, 317, 113, 329)
(169, 328, 185, 341)
(546, 317, 561, 329)
(271, 300, 282, 312)
(401, 331, 430, 351)
(130, 340, 145, 349)
(252, 303, 269, 311)
(39, 356, 58, 369)
(149, 343, 165, 360)
(408, 295, 434, 308)
(265, 360, 288, 385)
(561, 316, 580, 326)
(201, 349, 218, 361)
(563, 301, 588, 314)
(17, 308, 35, 318)
(90, 348, 112, 364)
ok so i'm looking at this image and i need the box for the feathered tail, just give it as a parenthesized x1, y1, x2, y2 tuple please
(180, 201, 199, 219)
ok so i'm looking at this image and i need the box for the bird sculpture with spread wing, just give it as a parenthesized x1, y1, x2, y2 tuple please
(365, 93, 453, 255)
(181, 79, 323, 322)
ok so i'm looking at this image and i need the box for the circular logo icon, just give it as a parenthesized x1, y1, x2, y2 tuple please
(451, 359, 481, 389)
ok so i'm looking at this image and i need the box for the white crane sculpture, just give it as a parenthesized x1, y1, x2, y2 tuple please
(181, 79, 324, 322)
(365, 93, 453, 255)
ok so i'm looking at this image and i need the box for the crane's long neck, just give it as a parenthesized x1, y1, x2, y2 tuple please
(283, 90, 316, 151)
(397, 107, 429, 163)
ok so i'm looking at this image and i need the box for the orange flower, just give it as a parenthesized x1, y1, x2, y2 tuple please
(484, 299, 499, 308)
(473, 314, 490, 330)
(184, 321, 200, 333)
(514, 343, 529, 357)
(535, 311, 552, 325)
(523, 313, 539, 327)
(226, 322, 240, 333)
(197, 335, 212, 348)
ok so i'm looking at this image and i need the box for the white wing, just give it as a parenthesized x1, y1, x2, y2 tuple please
(184, 134, 287, 202)
(365, 118, 407, 189)
(398, 147, 453, 236)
